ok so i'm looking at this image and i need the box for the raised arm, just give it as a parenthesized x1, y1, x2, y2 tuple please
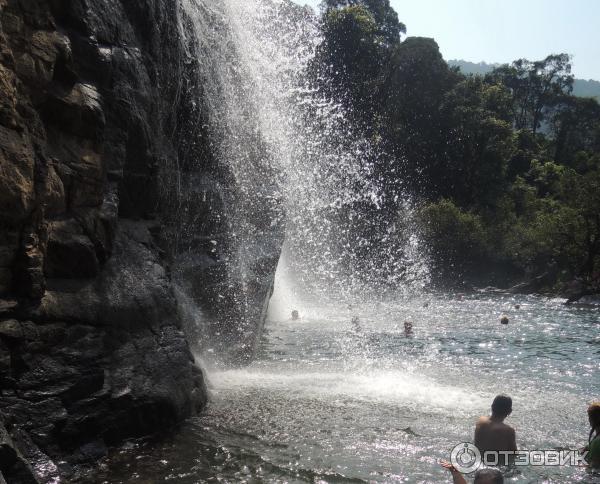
(440, 461, 468, 484)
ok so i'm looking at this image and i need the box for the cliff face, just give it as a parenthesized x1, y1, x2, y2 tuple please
(0, 0, 277, 481)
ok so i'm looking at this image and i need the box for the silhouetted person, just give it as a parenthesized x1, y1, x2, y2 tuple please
(291, 310, 299, 321)
(404, 321, 413, 336)
(585, 402, 600, 468)
(475, 395, 517, 454)
(442, 462, 503, 484)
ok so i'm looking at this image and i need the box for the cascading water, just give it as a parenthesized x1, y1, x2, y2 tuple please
(177, 0, 429, 323)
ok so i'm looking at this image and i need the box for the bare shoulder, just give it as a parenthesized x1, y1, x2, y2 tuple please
(476, 416, 490, 426)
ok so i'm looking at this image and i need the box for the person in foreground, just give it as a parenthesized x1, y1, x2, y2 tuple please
(441, 462, 503, 484)
(474, 395, 517, 454)
(585, 402, 600, 468)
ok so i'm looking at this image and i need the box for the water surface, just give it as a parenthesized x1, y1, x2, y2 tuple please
(94, 292, 599, 483)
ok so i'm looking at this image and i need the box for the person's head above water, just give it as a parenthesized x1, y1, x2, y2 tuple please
(588, 402, 600, 430)
(491, 395, 512, 419)
(474, 468, 503, 484)
(291, 310, 299, 320)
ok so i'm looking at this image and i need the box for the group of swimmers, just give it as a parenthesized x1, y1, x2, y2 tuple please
(290, 309, 508, 335)
(442, 395, 600, 483)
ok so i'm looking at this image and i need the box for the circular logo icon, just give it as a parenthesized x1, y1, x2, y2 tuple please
(450, 442, 482, 474)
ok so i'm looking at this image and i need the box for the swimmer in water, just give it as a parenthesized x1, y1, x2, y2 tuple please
(291, 310, 299, 321)
(474, 395, 517, 455)
(351, 316, 361, 332)
(404, 321, 413, 336)
(500, 315, 509, 325)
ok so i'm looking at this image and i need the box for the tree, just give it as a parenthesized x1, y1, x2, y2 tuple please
(420, 199, 490, 280)
(551, 95, 600, 169)
(488, 54, 574, 134)
(380, 37, 460, 199)
(439, 77, 515, 209)
(315, 0, 405, 125)
(316, 4, 382, 117)
(559, 168, 600, 277)
(321, 0, 406, 45)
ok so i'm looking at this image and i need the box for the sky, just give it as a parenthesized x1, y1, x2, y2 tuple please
(295, 0, 600, 81)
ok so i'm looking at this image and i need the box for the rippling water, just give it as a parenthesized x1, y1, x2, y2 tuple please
(92, 290, 599, 483)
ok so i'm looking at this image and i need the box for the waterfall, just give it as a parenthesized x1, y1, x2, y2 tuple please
(174, 0, 429, 358)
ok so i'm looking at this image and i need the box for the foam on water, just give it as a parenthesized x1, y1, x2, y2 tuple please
(209, 367, 488, 415)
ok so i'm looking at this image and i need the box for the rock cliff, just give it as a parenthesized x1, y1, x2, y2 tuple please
(0, 0, 282, 481)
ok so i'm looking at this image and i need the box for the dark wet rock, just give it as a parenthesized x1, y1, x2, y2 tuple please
(0, 0, 210, 478)
(0, 422, 41, 484)
(565, 289, 600, 305)
(575, 294, 600, 304)
(507, 270, 557, 295)
(45, 219, 100, 278)
(1, 224, 207, 477)
(0, 125, 36, 225)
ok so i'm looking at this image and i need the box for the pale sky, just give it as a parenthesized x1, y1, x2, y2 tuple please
(295, 0, 600, 80)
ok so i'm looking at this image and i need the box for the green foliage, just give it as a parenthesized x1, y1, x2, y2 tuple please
(420, 200, 489, 278)
(322, 0, 406, 44)
(486, 54, 574, 134)
(552, 96, 600, 168)
(314, 2, 600, 288)
(315, 0, 405, 125)
(439, 77, 515, 208)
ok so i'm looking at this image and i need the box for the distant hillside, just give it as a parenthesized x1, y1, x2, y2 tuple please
(447, 59, 498, 76)
(448, 59, 600, 101)
(573, 78, 600, 99)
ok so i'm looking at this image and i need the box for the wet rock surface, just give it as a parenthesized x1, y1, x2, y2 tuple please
(0, 0, 211, 480)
